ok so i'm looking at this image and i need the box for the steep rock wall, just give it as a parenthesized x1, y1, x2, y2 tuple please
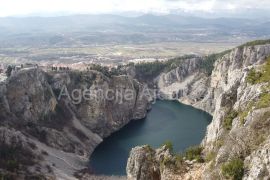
(0, 68, 151, 178)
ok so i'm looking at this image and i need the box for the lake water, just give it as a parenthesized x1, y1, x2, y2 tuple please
(89, 100, 212, 175)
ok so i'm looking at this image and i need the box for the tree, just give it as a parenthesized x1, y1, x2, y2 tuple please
(5, 66, 13, 77)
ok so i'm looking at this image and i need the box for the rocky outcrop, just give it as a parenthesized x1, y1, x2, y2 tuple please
(127, 145, 161, 180)
(243, 136, 270, 180)
(0, 68, 151, 179)
(127, 145, 183, 180)
(127, 145, 207, 180)
(128, 43, 270, 179)
(157, 57, 203, 90)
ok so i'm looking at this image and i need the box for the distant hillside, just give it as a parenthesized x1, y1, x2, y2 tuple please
(0, 14, 270, 47)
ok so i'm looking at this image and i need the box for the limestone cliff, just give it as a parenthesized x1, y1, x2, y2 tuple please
(0, 69, 151, 179)
(127, 42, 270, 180)
(156, 56, 213, 114)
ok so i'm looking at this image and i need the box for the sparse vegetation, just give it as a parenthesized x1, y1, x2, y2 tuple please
(134, 60, 167, 81)
(153, 142, 184, 173)
(160, 153, 183, 173)
(239, 60, 270, 123)
(239, 110, 250, 125)
(259, 57, 270, 83)
(223, 110, 238, 130)
(0, 143, 36, 173)
(0, 172, 15, 180)
(133, 49, 232, 81)
(246, 68, 262, 85)
(132, 55, 198, 81)
(237, 88, 270, 125)
(89, 64, 126, 77)
(160, 142, 204, 163)
(256, 92, 270, 109)
(200, 49, 231, 75)
(215, 139, 224, 149)
(184, 146, 204, 162)
(162, 141, 173, 152)
(238, 39, 270, 49)
(252, 134, 267, 150)
(221, 158, 244, 180)
(246, 56, 270, 84)
(205, 151, 217, 162)
(39, 104, 72, 131)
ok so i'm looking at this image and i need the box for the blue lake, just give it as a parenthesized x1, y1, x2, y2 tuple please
(89, 100, 212, 175)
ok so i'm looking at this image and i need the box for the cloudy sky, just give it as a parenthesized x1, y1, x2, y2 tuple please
(0, 0, 269, 17)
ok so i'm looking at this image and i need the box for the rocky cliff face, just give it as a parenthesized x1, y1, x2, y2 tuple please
(156, 57, 213, 114)
(128, 43, 270, 179)
(0, 68, 151, 179)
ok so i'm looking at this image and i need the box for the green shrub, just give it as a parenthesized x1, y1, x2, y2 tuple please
(205, 151, 217, 162)
(184, 146, 204, 162)
(239, 110, 249, 125)
(162, 141, 173, 152)
(259, 57, 270, 83)
(238, 102, 254, 125)
(253, 134, 266, 149)
(161, 156, 172, 167)
(256, 92, 270, 109)
(174, 154, 183, 164)
(160, 154, 184, 172)
(246, 56, 270, 84)
(245, 62, 270, 109)
(223, 110, 238, 130)
(246, 68, 262, 84)
(221, 158, 244, 180)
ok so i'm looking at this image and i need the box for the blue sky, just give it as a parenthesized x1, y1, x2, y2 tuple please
(0, 0, 269, 17)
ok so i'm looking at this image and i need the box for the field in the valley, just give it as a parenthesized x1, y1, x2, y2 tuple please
(0, 42, 238, 66)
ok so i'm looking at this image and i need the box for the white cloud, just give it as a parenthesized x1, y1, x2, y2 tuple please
(0, 0, 269, 17)
(170, 0, 216, 12)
